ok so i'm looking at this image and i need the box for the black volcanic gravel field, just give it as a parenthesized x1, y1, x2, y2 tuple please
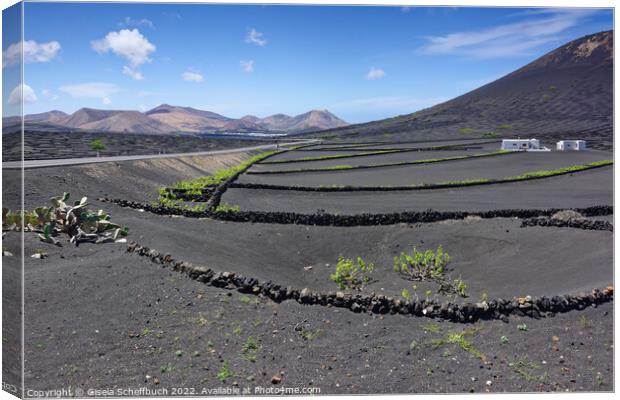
(13, 228, 612, 394)
(263, 139, 500, 162)
(223, 166, 612, 214)
(238, 151, 611, 188)
(249, 148, 511, 172)
(3, 143, 613, 394)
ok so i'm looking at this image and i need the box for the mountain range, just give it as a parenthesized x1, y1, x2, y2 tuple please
(3, 105, 348, 135)
(313, 30, 613, 149)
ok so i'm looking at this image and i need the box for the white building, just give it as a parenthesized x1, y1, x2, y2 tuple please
(501, 138, 541, 151)
(556, 140, 586, 151)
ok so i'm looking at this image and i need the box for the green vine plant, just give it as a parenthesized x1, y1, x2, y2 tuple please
(393, 245, 468, 297)
(330, 256, 375, 290)
(214, 203, 240, 213)
(2, 192, 128, 246)
(156, 150, 280, 209)
(166, 150, 279, 194)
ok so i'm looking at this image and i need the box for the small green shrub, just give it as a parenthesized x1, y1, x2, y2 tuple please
(393, 245, 451, 280)
(214, 203, 240, 213)
(171, 150, 279, 190)
(300, 328, 322, 341)
(453, 277, 468, 297)
(446, 329, 483, 358)
(158, 187, 173, 199)
(217, 361, 231, 381)
(422, 323, 443, 333)
(458, 127, 476, 135)
(424, 326, 484, 359)
(242, 337, 259, 362)
(394, 246, 468, 297)
(509, 356, 548, 382)
(157, 196, 177, 208)
(330, 256, 375, 290)
(90, 139, 106, 151)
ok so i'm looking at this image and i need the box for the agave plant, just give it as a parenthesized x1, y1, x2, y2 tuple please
(46, 192, 128, 245)
(2, 192, 128, 246)
(2, 208, 21, 230)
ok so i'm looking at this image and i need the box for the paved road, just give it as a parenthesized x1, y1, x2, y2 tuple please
(2, 140, 316, 169)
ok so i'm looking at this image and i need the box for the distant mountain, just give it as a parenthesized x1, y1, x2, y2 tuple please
(145, 104, 231, 132)
(62, 108, 122, 128)
(56, 108, 176, 134)
(288, 110, 348, 132)
(258, 114, 294, 131)
(313, 30, 613, 148)
(25, 110, 69, 124)
(240, 115, 261, 124)
(2, 110, 69, 127)
(241, 110, 348, 132)
(4, 105, 348, 135)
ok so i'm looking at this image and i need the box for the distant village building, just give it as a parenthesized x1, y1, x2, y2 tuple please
(501, 138, 541, 151)
(556, 140, 586, 151)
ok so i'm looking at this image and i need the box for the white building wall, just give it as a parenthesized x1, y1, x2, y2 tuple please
(557, 140, 586, 151)
(501, 139, 540, 151)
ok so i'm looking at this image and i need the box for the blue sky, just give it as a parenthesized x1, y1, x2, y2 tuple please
(3, 3, 613, 123)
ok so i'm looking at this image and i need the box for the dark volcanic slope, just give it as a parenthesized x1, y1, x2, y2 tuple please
(314, 31, 613, 149)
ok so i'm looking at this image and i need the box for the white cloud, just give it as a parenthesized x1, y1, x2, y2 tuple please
(182, 70, 204, 82)
(59, 82, 120, 105)
(245, 28, 267, 46)
(3, 40, 61, 68)
(240, 60, 254, 73)
(120, 17, 154, 28)
(41, 88, 59, 101)
(8, 84, 37, 105)
(92, 29, 155, 66)
(92, 29, 155, 79)
(419, 9, 594, 58)
(366, 67, 385, 80)
(122, 66, 144, 80)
